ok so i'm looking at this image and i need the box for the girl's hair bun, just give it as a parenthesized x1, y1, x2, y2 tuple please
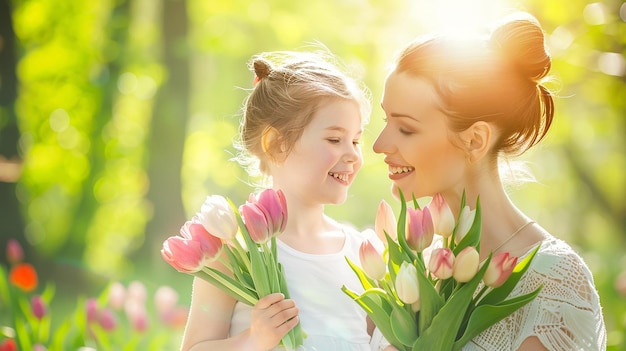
(253, 59, 272, 80)
(490, 12, 551, 81)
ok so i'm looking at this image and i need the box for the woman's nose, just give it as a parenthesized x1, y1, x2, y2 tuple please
(373, 126, 392, 154)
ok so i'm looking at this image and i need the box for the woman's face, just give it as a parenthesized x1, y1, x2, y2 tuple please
(373, 71, 467, 200)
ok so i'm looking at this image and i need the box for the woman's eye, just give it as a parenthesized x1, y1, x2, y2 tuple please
(327, 138, 340, 144)
(353, 140, 361, 146)
(399, 128, 414, 136)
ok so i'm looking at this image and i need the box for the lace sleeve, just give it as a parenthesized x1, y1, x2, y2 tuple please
(465, 238, 607, 351)
(515, 246, 606, 350)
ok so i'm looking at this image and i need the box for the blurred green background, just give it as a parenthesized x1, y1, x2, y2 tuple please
(0, 0, 624, 348)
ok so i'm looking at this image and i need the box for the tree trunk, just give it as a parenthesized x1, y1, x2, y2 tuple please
(0, 0, 26, 265)
(137, 0, 189, 271)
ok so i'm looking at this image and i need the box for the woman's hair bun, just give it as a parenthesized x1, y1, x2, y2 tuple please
(253, 59, 272, 80)
(490, 12, 552, 80)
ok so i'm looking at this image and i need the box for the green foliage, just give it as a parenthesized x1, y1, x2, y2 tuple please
(3, 0, 625, 348)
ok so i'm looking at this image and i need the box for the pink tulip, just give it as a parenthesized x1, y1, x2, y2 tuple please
(483, 252, 518, 288)
(395, 262, 420, 304)
(255, 189, 288, 234)
(97, 308, 117, 332)
(161, 236, 206, 273)
(405, 207, 434, 252)
(184, 222, 223, 261)
(427, 194, 455, 238)
(154, 285, 179, 316)
(359, 239, 386, 281)
(455, 205, 476, 243)
(86, 298, 99, 323)
(453, 246, 480, 283)
(31, 295, 47, 319)
(428, 248, 454, 280)
(107, 281, 126, 310)
(241, 201, 274, 243)
(6, 239, 23, 264)
(375, 200, 397, 242)
(197, 195, 238, 240)
(125, 301, 149, 333)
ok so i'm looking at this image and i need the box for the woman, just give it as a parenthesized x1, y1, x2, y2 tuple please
(372, 12, 606, 351)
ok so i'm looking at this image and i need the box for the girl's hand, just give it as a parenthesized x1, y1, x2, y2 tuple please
(248, 293, 299, 350)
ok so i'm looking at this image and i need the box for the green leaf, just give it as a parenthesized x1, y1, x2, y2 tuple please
(196, 267, 258, 305)
(478, 244, 541, 306)
(390, 304, 418, 346)
(416, 263, 445, 334)
(453, 287, 543, 350)
(345, 256, 377, 290)
(454, 196, 481, 255)
(411, 258, 489, 351)
(396, 190, 417, 263)
(350, 288, 406, 350)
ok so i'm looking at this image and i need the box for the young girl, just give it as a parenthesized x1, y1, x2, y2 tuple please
(372, 12, 606, 351)
(180, 50, 391, 350)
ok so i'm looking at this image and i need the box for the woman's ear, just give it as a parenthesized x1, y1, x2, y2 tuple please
(460, 121, 492, 163)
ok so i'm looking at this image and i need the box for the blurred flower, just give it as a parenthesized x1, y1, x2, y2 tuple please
(405, 207, 434, 252)
(9, 262, 38, 292)
(453, 246, 480, 283)
(33, 344, 47, 351)
(127, 280, 147, 303)
(6, 239, 23, 264)
(197, 195, 238, 240)
(108, 281, 126, 310)
(154, 285, 179, 319)
(428, 248, 454, 280)
(97, 308, 117, 332)
(86, 298, 99, 323)
(359, 239, 386, 281)
(31, 295, 47, 319)
(395, 262, 420, 304)
(161, 236, 206, 273)
(455, 205, 476, 243)
(0, 339, 16, 351)
(375, 200, 397, 242)
(483, 252, 518, 288)
(428, 194, 455, 238)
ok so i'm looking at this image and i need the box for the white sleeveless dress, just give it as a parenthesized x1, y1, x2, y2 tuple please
(229, 227, 380, 351)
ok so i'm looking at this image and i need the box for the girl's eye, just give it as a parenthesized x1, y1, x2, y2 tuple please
(353, 140, 361, 146)
(399, 128, 414, 136)
(327, 138, 340, 144)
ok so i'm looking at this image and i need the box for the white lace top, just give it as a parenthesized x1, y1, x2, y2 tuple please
(462, 234, 606, 350)
(230, 227, 378, 351)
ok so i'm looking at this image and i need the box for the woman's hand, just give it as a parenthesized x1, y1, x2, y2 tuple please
(247, 293, 299, 350)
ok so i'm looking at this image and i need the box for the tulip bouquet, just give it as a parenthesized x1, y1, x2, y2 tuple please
(160, 189, 304, 349)
(343, 191, 542, 351)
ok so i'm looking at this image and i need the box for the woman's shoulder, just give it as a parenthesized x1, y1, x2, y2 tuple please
(532, 234, 594, 279)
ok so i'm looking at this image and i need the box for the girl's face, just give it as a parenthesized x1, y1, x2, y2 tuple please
(373, 72, 467, 200)
(272, 98, 363, 206)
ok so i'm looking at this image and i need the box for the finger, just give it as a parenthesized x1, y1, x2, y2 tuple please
(269, 304, 299, 328)
(276, 314, 299, 335)
(255, 293, 285, 309)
